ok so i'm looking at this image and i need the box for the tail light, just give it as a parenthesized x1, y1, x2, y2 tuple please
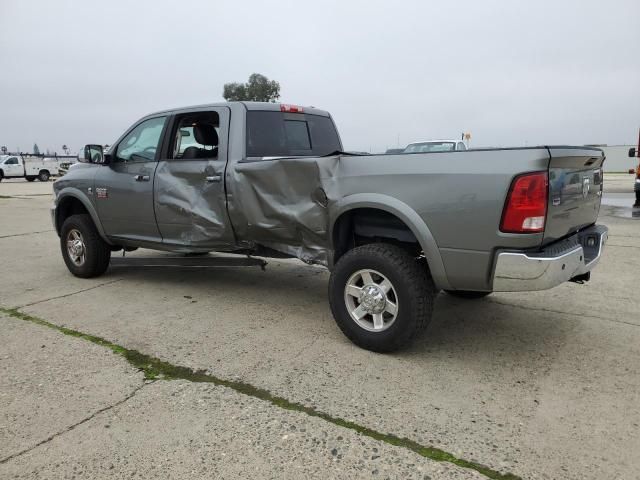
(500, 171, 548, 233)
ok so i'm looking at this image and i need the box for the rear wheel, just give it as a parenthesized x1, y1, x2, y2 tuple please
(329, 243, 435, 352)
(60, 214, 111, 278)
(38, 170, 50, 182)
(445, 290, 491, 299)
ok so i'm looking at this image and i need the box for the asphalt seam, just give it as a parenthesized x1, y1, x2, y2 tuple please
(486, 299, 639, 328)
(0, 229, 55, 239)
(0, 381, 148, 465)
(0, 307, 520, 480)
(16, 278, 125, 309)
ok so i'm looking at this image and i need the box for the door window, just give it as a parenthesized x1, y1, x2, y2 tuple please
(5, 157, 19, 165)
(115, 116, 166, 162)
(171, 112, 220, 159)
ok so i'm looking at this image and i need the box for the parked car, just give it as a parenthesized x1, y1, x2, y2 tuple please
(0, 155, 58, 181)
(52, 102, 607, 352)
(404, 140, 467, 153)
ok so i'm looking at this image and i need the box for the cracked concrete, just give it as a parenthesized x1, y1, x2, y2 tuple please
(17, 278, 125, 309)
(1, 382, 148, 465)
(0, 380, 480, 480)
(0, 313, 144, 461)
(1, 180, 639, 479)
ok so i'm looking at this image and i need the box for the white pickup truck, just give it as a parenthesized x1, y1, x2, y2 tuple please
(0, 155, 58, 182)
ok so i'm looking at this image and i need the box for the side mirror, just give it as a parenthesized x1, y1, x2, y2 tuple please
(629, 147, 637, 158)
(83, 144, 104, 164)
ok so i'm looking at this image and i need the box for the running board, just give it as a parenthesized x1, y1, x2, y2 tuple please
(110, 255, 267, 270)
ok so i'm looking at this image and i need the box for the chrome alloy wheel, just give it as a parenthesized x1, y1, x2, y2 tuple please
(344, 269, 399, 332)
(66, 229, 86, 266)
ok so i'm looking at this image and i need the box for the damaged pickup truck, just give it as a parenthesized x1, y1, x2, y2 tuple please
(52, 102, 608, 352)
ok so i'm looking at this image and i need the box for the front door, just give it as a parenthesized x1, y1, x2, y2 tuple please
(154, 108, 235, 249)
(2, 157, 23, 177)
(94, 116, 167, 243)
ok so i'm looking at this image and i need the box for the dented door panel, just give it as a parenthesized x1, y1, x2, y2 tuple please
(154, 107, 235, 249)
(229, 156, 340, 264)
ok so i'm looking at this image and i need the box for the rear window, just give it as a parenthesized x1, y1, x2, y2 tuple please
(246, 111, 341, 157)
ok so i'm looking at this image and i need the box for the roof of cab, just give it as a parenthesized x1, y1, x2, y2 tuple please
(144, 101, 331, 118)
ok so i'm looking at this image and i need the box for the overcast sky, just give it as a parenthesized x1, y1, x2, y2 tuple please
(1, 0, 638, 154)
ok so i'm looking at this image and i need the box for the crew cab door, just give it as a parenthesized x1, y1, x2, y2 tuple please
(2, 156, 23, 177)
(94, 116, 167, 242)
(154, 107, 235, 249)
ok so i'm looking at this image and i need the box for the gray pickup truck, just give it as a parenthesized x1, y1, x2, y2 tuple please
(52, 102, 608, 352)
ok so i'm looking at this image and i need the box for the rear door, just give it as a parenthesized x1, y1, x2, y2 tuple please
(544, 147, 604, 243)
(154, 107, 235, 249)
(94, 116, 167, 242)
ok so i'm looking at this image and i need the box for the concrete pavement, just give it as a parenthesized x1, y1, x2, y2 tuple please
(0, 177, 638, 479)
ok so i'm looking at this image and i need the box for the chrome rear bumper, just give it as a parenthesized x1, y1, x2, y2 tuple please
(492, 224, 607, 292)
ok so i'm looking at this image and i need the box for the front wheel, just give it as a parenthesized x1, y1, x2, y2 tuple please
(445, 290, 491, 299)
(26, 176, 36, 182)
(329, 243, 435, 352)
(60, 214, 111, 278)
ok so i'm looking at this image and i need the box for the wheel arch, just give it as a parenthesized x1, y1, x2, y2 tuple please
(330, 193, 450, 290)
(55, 189, 112, 244)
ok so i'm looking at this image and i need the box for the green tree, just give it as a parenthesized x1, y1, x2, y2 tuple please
(223, 73, 280, 102)
(33, 143, 40, 155)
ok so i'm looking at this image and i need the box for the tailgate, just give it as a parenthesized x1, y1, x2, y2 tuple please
(544, 147, 604, 244)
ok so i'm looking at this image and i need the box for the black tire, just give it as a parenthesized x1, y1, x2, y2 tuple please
(26, 176, 36, 182)
(329, 243, 435, 352)
(445, 290, 491, 299)
(60, 214, 111, 278)
(38, 170, 50, 182)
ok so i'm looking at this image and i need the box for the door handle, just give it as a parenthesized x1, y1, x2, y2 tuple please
(206, 175, 222, 183)
(134, 175, 150, 182)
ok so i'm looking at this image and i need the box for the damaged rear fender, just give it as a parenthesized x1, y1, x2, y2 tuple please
(330, 193, 450, 290)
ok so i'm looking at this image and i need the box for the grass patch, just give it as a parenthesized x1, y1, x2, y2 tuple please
(1, 306, 521, 480)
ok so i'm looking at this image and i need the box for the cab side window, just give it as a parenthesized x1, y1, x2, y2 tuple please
(5, 157, 19, 165)
(115, 116, 166, 162)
